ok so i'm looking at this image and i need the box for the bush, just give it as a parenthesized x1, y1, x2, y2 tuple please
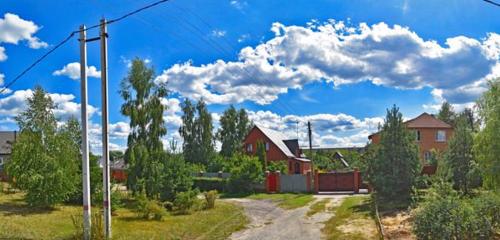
(227, 154, 263, 193)
(267, 161, 287, 173)
(204, 190, 218, 209)
(193, 177, 226, 192)
(471, 192, 500, 230)
(134, 193, 167, 220)
(413, 182, 493, 239)
(173, 189, 201, 215)
(160, 154, 193, 202)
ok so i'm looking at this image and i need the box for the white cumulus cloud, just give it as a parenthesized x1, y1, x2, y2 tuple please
(0, 13, 47, 52)
(156, 20, 500, 106)
(53, 62, 101, 80)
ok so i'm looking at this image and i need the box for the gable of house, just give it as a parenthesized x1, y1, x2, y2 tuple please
(405, 113, 452, 129)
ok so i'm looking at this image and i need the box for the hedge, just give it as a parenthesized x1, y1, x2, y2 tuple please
(193, 177, 226, 192)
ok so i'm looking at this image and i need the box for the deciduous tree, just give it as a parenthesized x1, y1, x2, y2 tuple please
(7, 86, 79, 207)
(120, 58, 168, 197)
(474, 79, 500, 191)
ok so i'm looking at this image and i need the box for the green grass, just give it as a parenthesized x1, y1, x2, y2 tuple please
(306, 199, 329, 217)
(322, 196, 379, 240)
(0, 192, 248, 240)
(247, 193, 314, 209)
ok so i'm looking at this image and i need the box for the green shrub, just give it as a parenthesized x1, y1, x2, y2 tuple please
(471, 192, 500, 230)
(193, 177, 226, 192)
(413, 182, 493, 240)
(267, 161, 287, 173)
(227, 154, 263, 193)
(134, 193, 167, 220)
(173, 189, 200, 215)
(204, 190, 218, 209)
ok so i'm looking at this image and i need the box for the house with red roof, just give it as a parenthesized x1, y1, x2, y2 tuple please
(368, 113, 454, 169)
(243, 125, 311, 174)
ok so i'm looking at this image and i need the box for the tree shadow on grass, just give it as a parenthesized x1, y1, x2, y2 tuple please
(0, 201, 55, 216)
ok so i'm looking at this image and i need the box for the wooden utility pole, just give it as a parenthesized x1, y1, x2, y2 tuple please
(79, 25, 91, 240)
(100, 18, 111, 239)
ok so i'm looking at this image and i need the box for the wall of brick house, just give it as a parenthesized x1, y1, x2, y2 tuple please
(243, 128, 289, 162)
(287, 159, 311, 174)
(414, 128, 453, 160)
(370, 128, 454, 163)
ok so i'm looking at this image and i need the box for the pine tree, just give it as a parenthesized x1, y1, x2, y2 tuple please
(368, 105, 420, 201)
(120, 58, 167, 197)
(437, 102, 456, 126)
(218, 105, 252, 158)
(445, 116, 474, 194)
(474, 79, 500, 191)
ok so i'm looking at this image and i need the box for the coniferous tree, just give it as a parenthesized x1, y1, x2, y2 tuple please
(367, 105, 420, 201)
(120, 58, 168, 197)
(474, 79, 500, 191)
(218, 105, 252, 158)
(445, 115, 475, 194)
(437, 102, 456, 126)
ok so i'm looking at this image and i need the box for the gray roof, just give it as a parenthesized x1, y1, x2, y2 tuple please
(256, 126, 295, 158)
(0, 131, 17, 155)
(100, 157, 127, 170)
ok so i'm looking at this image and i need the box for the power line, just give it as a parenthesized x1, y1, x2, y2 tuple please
(0, 0, 171, 94)
(483, 0, 500, 7)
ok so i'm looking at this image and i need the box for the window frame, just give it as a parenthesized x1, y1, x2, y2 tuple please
(436, 130, 446, 142)
(415, 130, 421, 142)
(265, 142, 270, 151)
(246, 143, 253, 153)
(424, 151, 432, 163)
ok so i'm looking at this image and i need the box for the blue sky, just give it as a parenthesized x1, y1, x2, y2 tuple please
(1, 0, 499, 152)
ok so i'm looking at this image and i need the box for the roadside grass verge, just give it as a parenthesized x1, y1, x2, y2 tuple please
(0, 192, 248, 240)
(247, 193, 314, 209)
(322, 195, 379, 240)
(306, 199, 329, 217)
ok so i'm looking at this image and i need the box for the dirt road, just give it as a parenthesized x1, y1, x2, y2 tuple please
(227, 195, 348, 240)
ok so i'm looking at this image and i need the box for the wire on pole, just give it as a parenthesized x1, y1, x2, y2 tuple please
(0, 0, 171, 95)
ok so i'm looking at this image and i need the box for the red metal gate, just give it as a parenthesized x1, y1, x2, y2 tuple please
(317, 172, 356, 191)
(267, 173, 278, 192)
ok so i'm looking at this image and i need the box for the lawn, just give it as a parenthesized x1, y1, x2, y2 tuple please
(0, 191, 248, 240)
(322, 196, 379, 240)
(246, 193, 314, 209)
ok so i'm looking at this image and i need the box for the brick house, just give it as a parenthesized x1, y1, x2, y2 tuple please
(368, 113, 454, 166)
(0, 131, 17, 181)
(243, 125, 311, 174)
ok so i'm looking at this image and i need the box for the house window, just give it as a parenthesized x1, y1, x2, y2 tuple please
(0, 156, 3, 166)
(424, 151, 432, 163)
(265, 142, 269, 151)
(415, 130, 421, 141)
(436, 130, 446, 142)
(246, 143, 253, 153)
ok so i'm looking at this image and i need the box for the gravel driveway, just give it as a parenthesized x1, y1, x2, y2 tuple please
(226, 195, 348, 240)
